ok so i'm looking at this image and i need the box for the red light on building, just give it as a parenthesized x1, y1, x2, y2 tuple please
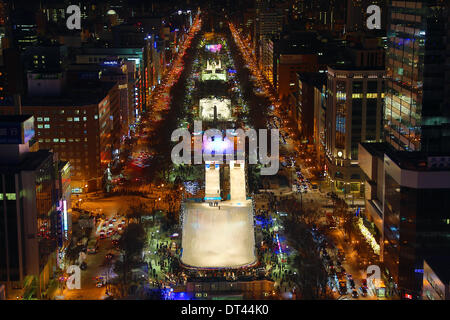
(404, 293, 412, 299)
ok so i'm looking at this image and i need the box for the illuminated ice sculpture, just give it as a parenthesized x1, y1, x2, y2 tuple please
(199, 97, 232, 120)
(180, 133, 255, 269)
(201, 58, 227, 81)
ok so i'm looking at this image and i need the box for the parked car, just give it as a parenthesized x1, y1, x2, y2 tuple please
(352, 290, 359, 298)
(362, 279, 368, 288)
(339, 281, 347, 295)
(80, 262, 87, 270)
(360, 286, 368, 297)
(349, 279, 355, 289)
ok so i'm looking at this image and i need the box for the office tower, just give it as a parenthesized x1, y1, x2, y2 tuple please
(358, 0, 450, 300)
(325, 38, 385, 198)
(384, 0, 450, 152)
(0, 115, 70, 299)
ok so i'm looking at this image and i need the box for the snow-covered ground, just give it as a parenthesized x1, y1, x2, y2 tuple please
(181, 201, 256, 268)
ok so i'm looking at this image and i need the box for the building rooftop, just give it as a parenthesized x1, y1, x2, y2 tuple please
(360, 142, 450, 172)
(0, 149, 53, 172)
(297, 72, 326, 88)
(18, 80, 116, 107)
(0, 114, 33, 123)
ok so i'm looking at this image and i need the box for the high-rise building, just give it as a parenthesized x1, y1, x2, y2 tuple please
(358, 1, 450, 299)
(359, 142, 450, 299)
(0, 82, 119, 191)
(384, 0, 450, 153)
(325, 39, 385, 198)
(0, 115, 70, 299)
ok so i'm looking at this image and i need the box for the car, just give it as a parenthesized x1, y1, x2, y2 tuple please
(360, 286, 368, 297)
(95, 276, 106, 287)
(112, 217, 117, 222)
(349, 279, 355, 289)
(106, 252, 114, 260)
(80, 262, 87, 270)
(361, 279, 368, 287)
(352, 290, 359, 298)
(347, 274, 353, 280)
(338, 281, 347, 295)
(99, 233, 106, 240)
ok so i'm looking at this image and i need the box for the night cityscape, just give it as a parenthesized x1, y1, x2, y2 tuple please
(0, 0, 449, 310)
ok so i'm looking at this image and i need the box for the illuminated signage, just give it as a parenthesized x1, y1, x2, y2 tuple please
(205, 44, 222, 53)
(102, 60, 118, 66)
(23, 117, 35, 143)
(63, 200, 68, 232)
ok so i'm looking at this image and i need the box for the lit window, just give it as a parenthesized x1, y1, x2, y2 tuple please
(60, 138, 66, 142)
(67, 117, 73, 121)
(37, 117, 43, 122)
(74, 117, 80, 121)
(37, 124, 43, 128)
(0, 193, 16, 200)
(53, 138, 59, 142)
(94, 115, 98, 119)
(44, 124, 50, 128)
(83, 117, 87, 121)
(44, 117, 50, 121)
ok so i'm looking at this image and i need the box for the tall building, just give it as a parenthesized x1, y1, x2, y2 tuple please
(0, 115, 70, 299)
(274, 32, 320, 98)
(359, 142, 450, 299)
(256, 7, 285, 71)
(384, 0, 450, 153)
(0, 82, 119, 191)
(358, 2, 450, 299)
(10, 8, 38, 51)
(325, 39, 385, 198)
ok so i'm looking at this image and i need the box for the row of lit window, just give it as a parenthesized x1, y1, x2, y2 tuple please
(352, 93, 385, 99)
(67, 117, 88, 122)
(0, 193, 16, 200)
(37, 115, 97, 123)
(37, 124, 51, 129)
(38, 109, 86, 116)
(38, 138, 88, 143)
